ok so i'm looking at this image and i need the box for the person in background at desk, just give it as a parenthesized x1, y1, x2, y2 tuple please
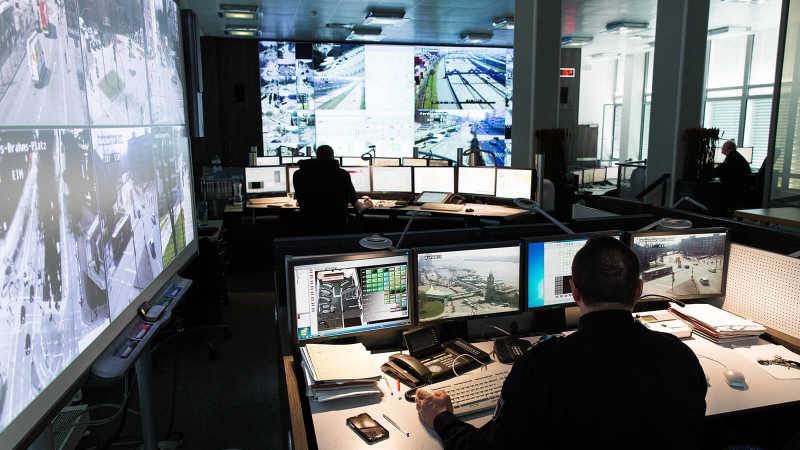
(714, 140, 751, 212)
(293, 145, 372, 233)
(415, 237, 707, 450)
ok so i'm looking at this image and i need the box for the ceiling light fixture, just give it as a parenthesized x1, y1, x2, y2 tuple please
(605, 21, 649, 34)
(224, 26, 261, 37)
(708, 25, 751, 37)
(460, 31, 493, 44)
(347, 26, 384, 42)
(561, 36, 593, 47)
(591, 52, 621, 60)
(218, 4, 261, 20)
(492, 16, 514, 30)
(363, 9, 407, 25)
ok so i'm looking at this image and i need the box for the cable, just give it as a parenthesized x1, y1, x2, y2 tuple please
(98, 373, 132, 450)
(489, 325, 511, 336)
(696, 355, 728, 369)
(451, 353, 488, 378)
(638, 294, 685, 308)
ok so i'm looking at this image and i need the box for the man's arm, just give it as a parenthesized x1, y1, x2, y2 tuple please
(293, 171, 304, 207)
(418, 350, 544, 450)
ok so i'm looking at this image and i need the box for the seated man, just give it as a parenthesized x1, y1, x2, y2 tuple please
(416, 237, 707, 450)
(714, 140, 751, 212)
(293, 145, 371, 233)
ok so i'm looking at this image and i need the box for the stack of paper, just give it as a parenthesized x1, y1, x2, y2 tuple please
(299, 343, 383, 402)
(669, 304, 766, 345)
(635, 310, 693, 338)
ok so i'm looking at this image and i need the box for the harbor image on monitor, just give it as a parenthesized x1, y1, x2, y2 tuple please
(526, 233, 621, 309)
(631, 231, 727, 299)
(291, 253, 410, 341)
(416, 245, 520, 322)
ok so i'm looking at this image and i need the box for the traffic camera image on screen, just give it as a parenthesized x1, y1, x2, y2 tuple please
(293, 255, 409, 341)
(0, 0, 194, 437)
(632, 232, 726, 298)
(416, 246, 519, 322)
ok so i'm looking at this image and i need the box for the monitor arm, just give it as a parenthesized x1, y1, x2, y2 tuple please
(512, 198, 574, 234)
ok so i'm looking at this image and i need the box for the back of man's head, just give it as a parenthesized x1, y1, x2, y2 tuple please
(316, 145, 334, 160)
(722, 140, 737, 154)
(572, 237, 641, 306)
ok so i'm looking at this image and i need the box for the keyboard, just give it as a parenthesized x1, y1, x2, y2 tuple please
(425, 368, 510, 417)
(420, 203, 464, 212)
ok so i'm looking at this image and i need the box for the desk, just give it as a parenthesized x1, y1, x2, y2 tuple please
(284, 332, 800, 449)
(734, 207, 800, 228)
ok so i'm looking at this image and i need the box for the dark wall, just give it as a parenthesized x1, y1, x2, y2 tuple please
(193, 37, 262, 170)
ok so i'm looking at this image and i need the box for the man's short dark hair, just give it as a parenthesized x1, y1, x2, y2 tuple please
(316, 145, 334, 159)
(571, 237, 641, 305)
(722, 140, 737, 151)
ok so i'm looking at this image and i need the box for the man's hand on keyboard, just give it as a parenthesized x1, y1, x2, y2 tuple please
(415, 389, 453, 428)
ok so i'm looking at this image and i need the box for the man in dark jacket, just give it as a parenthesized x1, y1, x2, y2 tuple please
(714, 140, 751, 211)
(416, 237, 708, 450)
(293, 145, 371, 233)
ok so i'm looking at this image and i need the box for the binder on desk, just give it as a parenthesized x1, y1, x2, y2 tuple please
(669, 304, 766, 345)
(299, 343, 383, 402)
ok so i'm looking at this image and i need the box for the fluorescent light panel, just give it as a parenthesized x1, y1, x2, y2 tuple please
(492, 16, 514, 30)
(605, 21, 649, 34)
(461, 32, 493, 44)
(224, 26, 260, 37)
(219, 4, 260, 20)
(561, 36, 593, 47)
(347, 27, 384, 42)
(363, 9, 407, 25)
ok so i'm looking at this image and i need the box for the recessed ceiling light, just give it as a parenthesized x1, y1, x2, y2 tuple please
(561, 36, 593, 47)
(492, 16, 514, 30)
(224, 26, 260, 37)
(347, 27, 384, 42)
(363, 9, 407, 26)
(218, 4, 260, 20)
(605, 21, 649, 34)
(460, 31, 493, 44)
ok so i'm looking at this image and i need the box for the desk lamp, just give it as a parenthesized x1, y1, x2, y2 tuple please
(637, 218, 693, 232)
(358, 211, 425, 250)
(513, 198, 574, 234)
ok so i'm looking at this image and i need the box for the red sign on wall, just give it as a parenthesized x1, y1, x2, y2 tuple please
(560, 68, 576, 78)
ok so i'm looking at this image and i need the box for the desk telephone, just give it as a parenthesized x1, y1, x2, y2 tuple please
(493, 336, 531, 364)
(380, 326, 491, 387)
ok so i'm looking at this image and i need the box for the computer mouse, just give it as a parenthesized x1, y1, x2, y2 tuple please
(724, 369, 747, 389)
(465, 208, 474, 213)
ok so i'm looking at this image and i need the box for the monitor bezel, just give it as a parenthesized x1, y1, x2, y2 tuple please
(286, 250, 414, 346)
(411, 240, 523, 325)
(494, 167, 534, 199)
(626, 227, 730, 301)
(371, 157, 402, 167)
(522, 231, 624, 312)
(402, 158, 429, 167)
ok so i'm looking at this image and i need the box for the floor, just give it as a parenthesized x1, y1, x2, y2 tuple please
(77, 266, 285, 450)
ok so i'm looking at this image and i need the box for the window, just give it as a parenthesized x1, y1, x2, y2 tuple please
(750, 29, 779, 85)
(704, 99, 741, 144)
(706, 35, 748, 89)
(743, 97, 772, 170)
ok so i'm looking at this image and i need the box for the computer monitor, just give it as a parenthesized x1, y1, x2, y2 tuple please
(714, 146, 753, 164)
(244, 166, 288, 194)
(457, 167, 496, 196)
(373, 157, 401, 167)
(288, 166, 300, 193)
(428, 159, 451, 167)
(289, 252, 411, 342)
(341, 157, 370, 166)
(402, 158, 428, 167)
(372, 167, 413, 193)
(415, 243, 521, 323)
(593, 167, 606, 183)
(496, 168, 533, 199)
(571, 170, 583, 185)
(525, 232, 622, 310)
(256, 156, 280, 166)
(342, 166, 372, 192)
(413, 167, 456, 194)
(582, 168, 595, 184)
(629, 228, 729, 300)
(284, 156, 310, 164)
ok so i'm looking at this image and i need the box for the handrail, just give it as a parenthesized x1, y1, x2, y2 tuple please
(461, 149, 499, 166)
(635, 173, 671, 205)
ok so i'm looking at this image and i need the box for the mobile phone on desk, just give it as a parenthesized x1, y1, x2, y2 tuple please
(346, 413, 389, 443)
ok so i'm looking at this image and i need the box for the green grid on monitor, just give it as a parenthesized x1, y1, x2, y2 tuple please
(361, 265, 408, 307)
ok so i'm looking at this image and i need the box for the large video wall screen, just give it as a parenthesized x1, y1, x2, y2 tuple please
(259, 42, 513, 166)
(0, 0, 195, 437)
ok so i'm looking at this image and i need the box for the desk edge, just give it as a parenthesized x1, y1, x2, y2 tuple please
(284, 355, 310, 450)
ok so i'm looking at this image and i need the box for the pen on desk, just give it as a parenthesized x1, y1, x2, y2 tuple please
(383, 374, 393, 396)
(382, 413, 410, 437)
(397, 377, 401, 393)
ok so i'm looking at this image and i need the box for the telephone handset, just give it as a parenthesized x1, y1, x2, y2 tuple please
(447, 194, 466, 205)
(386, 353, 432, 385)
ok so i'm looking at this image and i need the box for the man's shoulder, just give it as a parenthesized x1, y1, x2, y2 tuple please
(636, 323, 700, 361)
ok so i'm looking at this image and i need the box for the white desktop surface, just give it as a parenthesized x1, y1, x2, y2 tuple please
(304, 330, 800, 449)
